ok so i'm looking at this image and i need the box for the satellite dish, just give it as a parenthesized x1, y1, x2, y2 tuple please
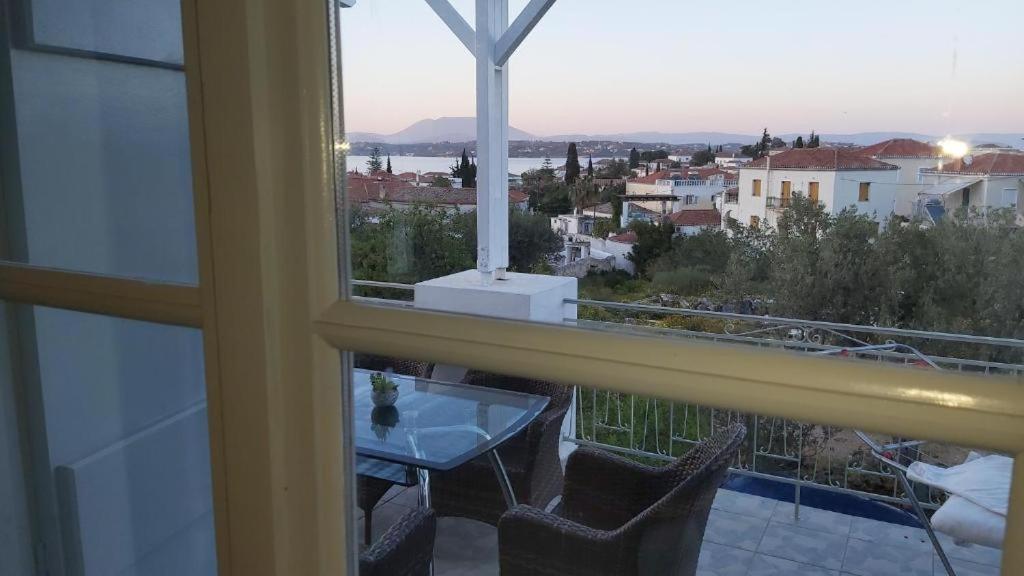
(963, 155, 974, 166)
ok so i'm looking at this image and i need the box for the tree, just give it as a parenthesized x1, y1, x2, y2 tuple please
(587, 155, 594, 177)
(690, 144, 716, 166)
(450, 148, 477, 188)
(794, 136, 805, 148)
(770, 137, 787, 149)
(808, 131, 820, 148)
(386, 155, 393, 174)
(431, 175, 452, 187)
(565, 143, 581, 184)
(640, 150, 669, 162)
(522, 168, 570, 216)
(540, 155, 555, 177)
(596, 159, 630, 179)
(568, 176, 600, 214)
(626, 219, 674, 277)
(367, 147, 384, 173)
(628, 147, 640, 169)
(592, 218, 620, 239)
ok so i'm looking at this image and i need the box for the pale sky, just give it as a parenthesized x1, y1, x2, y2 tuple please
(340, 0, 1024, 137)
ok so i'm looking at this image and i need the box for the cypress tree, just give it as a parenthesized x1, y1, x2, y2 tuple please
(565, 142, 581, 184)
(386, 155, 393, 173)
(628, 147, 640, 169)
(587, 155, 594, 177)
(794, 136, 805, 148)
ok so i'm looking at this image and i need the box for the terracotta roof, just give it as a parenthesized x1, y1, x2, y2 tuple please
(396, 171, 418, 179)
(924, 151, 1024, 176)
(692, 166, 730, 179)
(591, 202, 615, 215)
(668, 209, 721, 227)
(858, 138, 942, 159)
(347, 173, 528, 206)
(626, 202, 660, 216)
(629, 169, 680, 185)
(745, 148, 898, 171)
(608, 230, 637, 244)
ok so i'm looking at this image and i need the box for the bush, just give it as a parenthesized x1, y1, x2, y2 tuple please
(651, 267, 714, 297)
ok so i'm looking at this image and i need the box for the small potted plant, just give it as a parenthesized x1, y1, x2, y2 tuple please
(370, 371, 399, 407)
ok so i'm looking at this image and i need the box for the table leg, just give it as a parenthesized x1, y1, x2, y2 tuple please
(417, 467, 431, 508)
(487, 450, 518, 509)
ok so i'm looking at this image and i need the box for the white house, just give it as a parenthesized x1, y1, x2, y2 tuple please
(858, 138, 945, 216)
(667, 209, 722, 236)
(626, 167, 736, 215)
(916, 151, 1024, 224)
(715, 152, 753, 168)
(727, 148, 901, 230)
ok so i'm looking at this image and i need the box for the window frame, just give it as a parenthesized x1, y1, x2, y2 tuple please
(0, 3, 1022, 576)
(752, 178, 762, 197)
(859, 181, 871, 202)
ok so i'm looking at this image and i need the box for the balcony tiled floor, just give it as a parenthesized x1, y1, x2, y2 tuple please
(357, 486, 1003, 576)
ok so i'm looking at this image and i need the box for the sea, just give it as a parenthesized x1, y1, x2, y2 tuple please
(346, 155, 570, 176)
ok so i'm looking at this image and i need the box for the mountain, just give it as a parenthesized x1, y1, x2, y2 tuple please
(543, 131, 755, 145)
(349, 117, 535, 144)
(350, 118, 1024, 149)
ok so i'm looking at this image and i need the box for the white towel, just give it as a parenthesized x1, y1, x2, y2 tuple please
(907, 453, 1011, 549)
(907, 454, 1011, 516)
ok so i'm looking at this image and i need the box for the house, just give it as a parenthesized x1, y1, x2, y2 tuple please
(625, 167, 736, 215)
(714, 152, 753, 168)
(667, 209, 722, 236)
(347, 172, 529, 214)
(915, 151, 1024, 224)
(858, 138, 945, 216)
(728, 148, 901, 230)
(550, 203, 616, 237)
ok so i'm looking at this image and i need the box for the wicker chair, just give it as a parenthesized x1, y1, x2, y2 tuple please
(429, 371, 573, 526)
(498, 423, 746, 576)
(354, 355, 432, 545)
(359, 508, 436, 576)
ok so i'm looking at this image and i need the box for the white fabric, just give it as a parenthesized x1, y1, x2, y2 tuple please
(930, 495, 1005, 549)
(907, 453, 1011, 549)
(907, 454, 1011, 516)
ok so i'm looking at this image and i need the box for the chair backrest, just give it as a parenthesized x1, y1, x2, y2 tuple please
(631, 424, 746, 576)
(462, 371, 572, 411)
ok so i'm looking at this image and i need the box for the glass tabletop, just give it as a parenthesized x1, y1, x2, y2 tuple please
(352, 369, 549, 471)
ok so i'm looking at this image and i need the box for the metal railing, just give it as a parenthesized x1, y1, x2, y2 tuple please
(766, 195, 791, 209)
(723, 191, 739, 204)
(350, 278, 1024, 510)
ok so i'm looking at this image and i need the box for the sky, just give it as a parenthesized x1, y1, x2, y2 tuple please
(340, 0, 1024, 137)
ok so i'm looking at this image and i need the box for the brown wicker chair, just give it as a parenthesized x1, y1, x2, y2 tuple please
(497, 423, 746, 576)
(359, 508, 436, 576)
(354, 355, 432, 545)
(428, 371, 573, 526)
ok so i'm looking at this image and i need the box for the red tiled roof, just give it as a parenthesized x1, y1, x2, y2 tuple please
(692, 166, 730, 179)
(924, 151, 1024, 176)
(346, 173, 528, 206)
(608, 230, 637, 244)
(858, 138, 941, 159)
(668, 209, 721, 227)
(745, 148, 898, 171)
(629, 169, 679, 185)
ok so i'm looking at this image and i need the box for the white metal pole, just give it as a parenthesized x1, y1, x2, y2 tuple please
(475, 0, 510, 283)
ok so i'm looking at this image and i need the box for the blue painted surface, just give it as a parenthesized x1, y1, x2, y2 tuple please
(722, 474, 923, 528)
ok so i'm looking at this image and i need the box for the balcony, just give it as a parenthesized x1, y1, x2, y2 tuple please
(766, 195, 791, 209)
(352, 281, 1013, 575)
(724, 190, 739, 204)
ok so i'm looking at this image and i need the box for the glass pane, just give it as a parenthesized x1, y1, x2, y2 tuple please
(335, 0, 1024, 381)
(0, 0, 197, 284)
(0, 302, 216, 575)
(347, 355, 1007, 575)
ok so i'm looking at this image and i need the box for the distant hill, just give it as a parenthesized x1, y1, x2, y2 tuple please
(349, 117, 535, 144)
(349, 118, 1024, 149)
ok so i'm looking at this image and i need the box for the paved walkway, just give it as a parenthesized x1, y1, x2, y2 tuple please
(358, 486, 1003, 576)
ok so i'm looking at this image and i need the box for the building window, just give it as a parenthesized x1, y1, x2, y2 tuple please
(962, 187, 971, 207)
(808, 181, 820, 203)
(859, 182, 871, 202)
(781, 180, 792, 199)
(752, 179, 761, 197)
(750, 215, 760, 228)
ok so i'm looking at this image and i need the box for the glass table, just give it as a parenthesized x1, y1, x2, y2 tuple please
(353, 368, 550, 508)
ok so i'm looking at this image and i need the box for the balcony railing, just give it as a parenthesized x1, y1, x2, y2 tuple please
(655, 179, 738, 188)
(723, 190, 739, 204)
(351, 279, 1024, 513)
(766, 195, 791, 209)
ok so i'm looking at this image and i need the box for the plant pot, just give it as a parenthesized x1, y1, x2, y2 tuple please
(371, 388, 399, 408)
